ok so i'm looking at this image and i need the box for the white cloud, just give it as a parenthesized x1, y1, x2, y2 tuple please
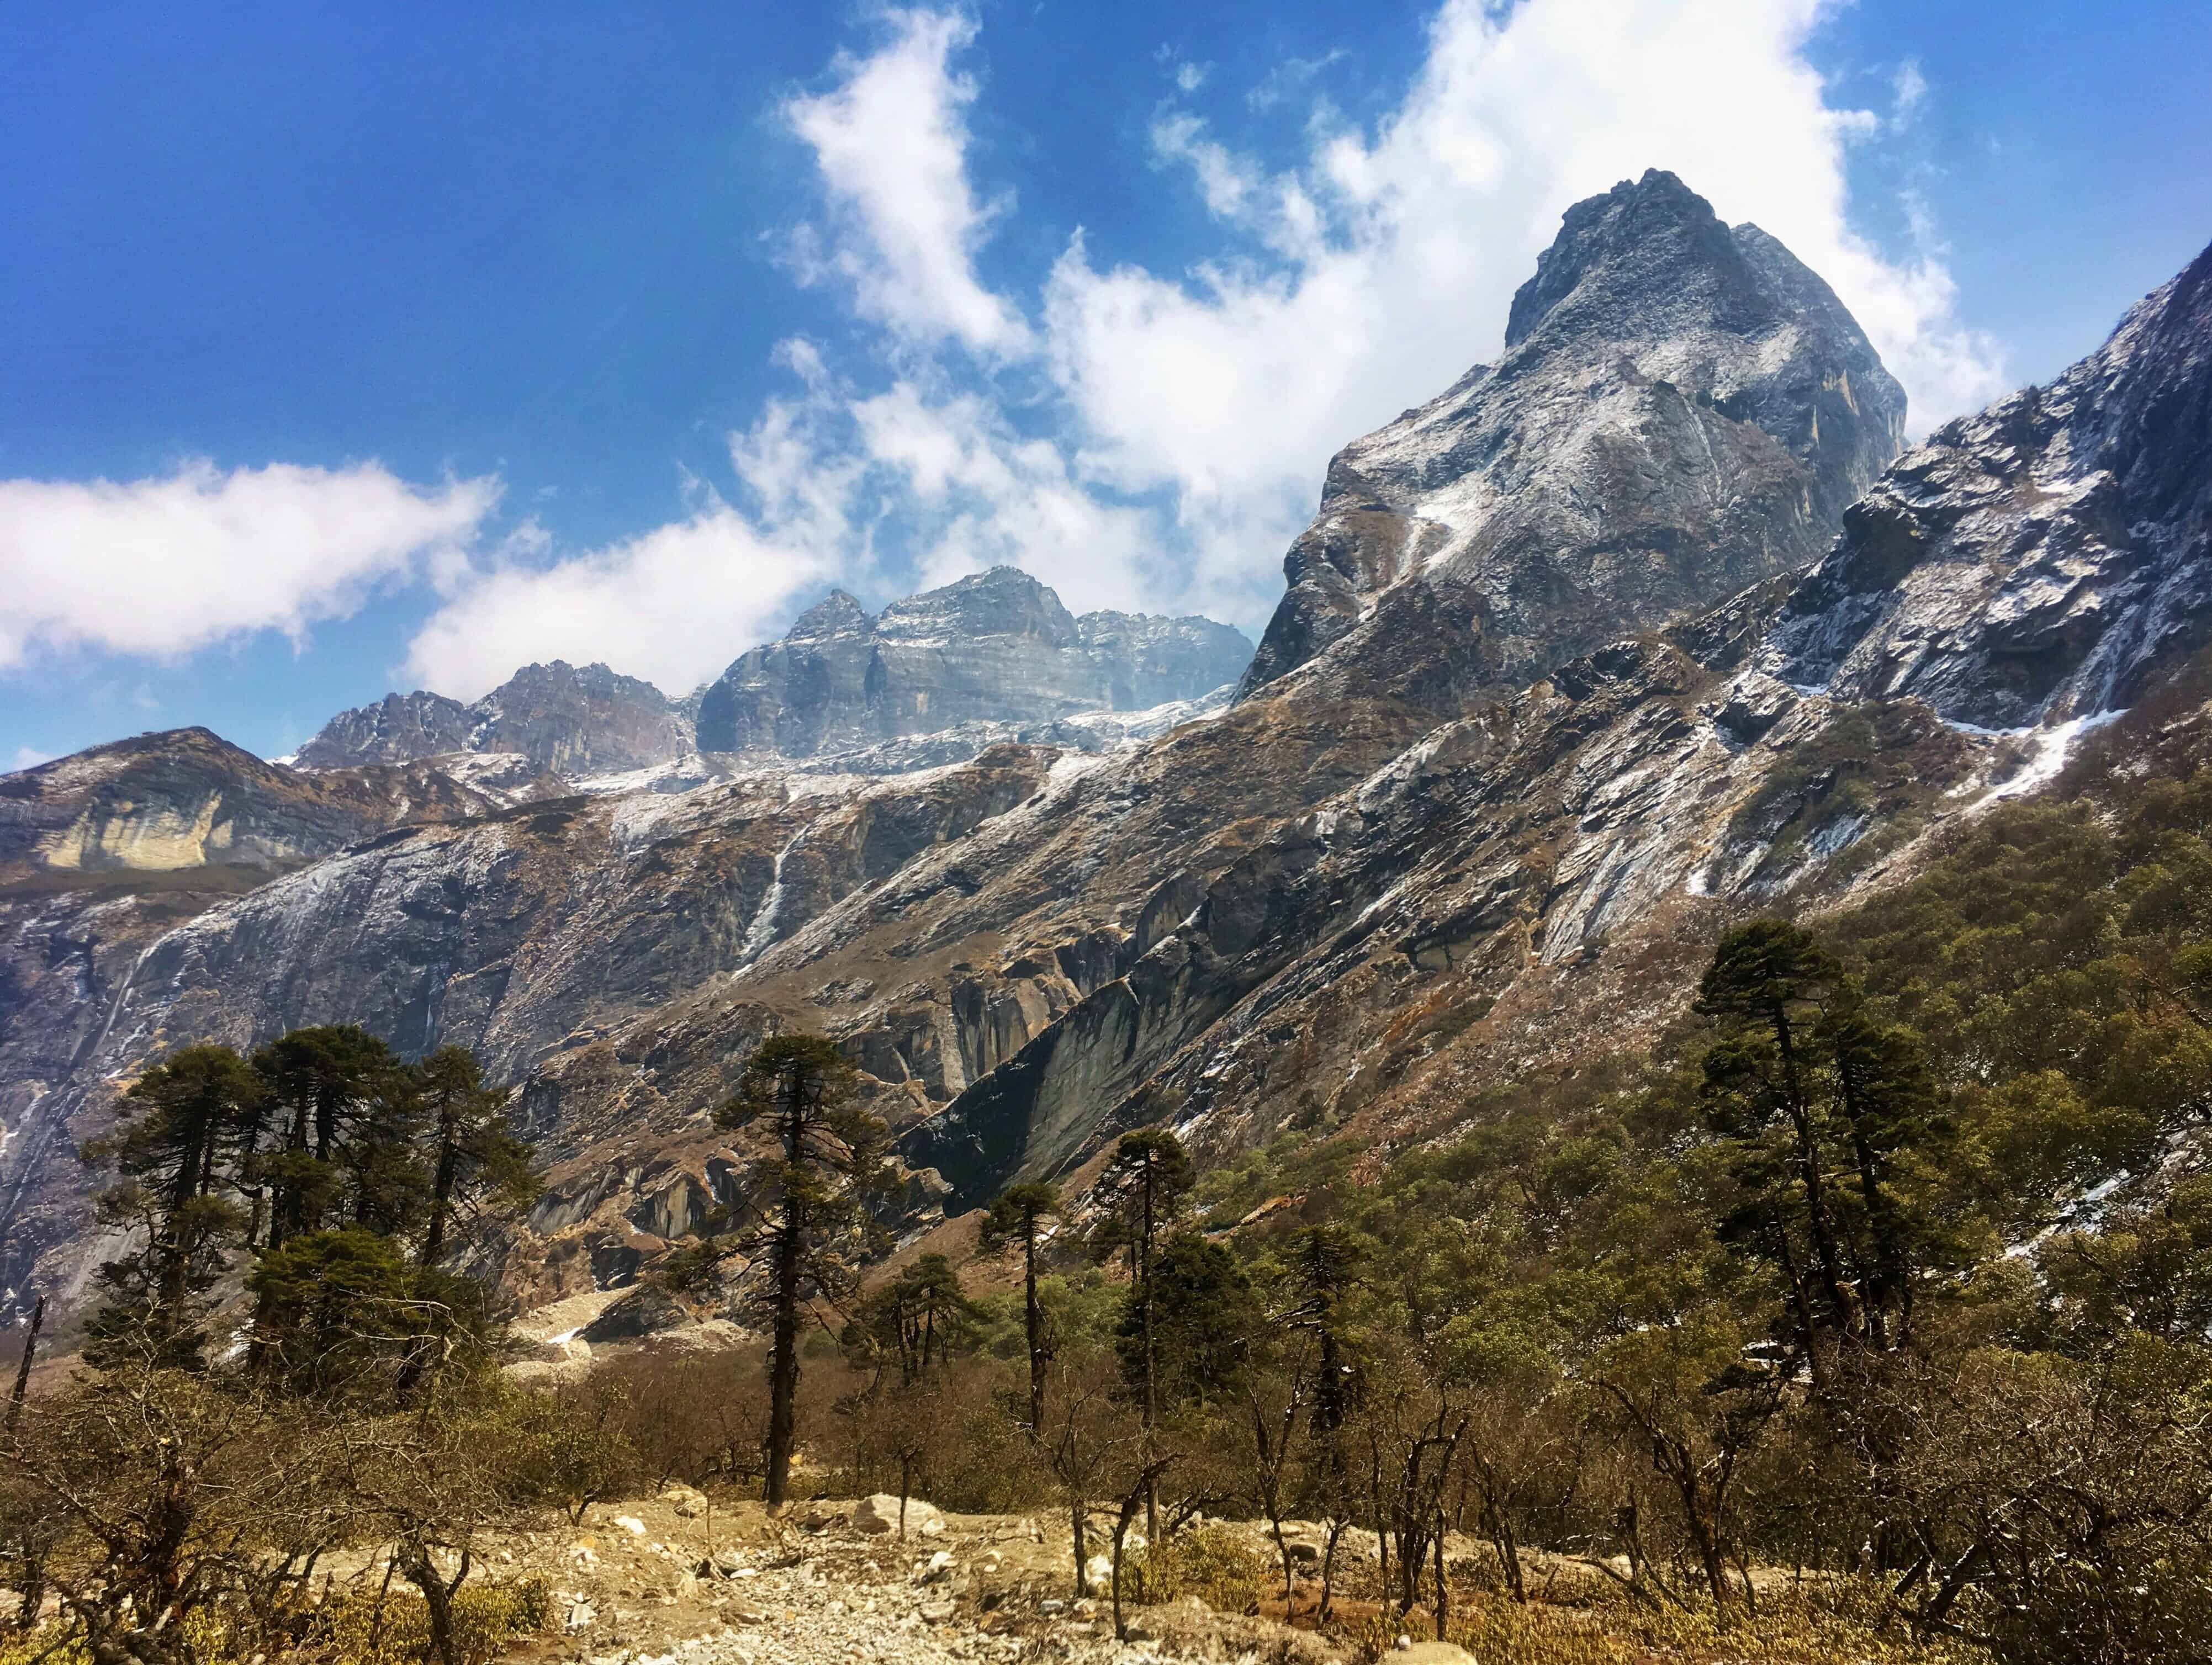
(850, 380, 1159, 613)
(9, 746, 51, 773)
(1175, 60, 1210, 94)
(1247, 51, 1347, 112)
(405, 391, 859, 701)
(405, 500, 844, 703)
(0, 460, 498, 672)
(782, 8, 1030, 356)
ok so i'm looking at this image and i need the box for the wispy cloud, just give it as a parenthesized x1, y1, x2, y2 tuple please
(780, 8, 1029, 356)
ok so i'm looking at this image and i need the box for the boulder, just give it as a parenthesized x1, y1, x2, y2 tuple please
(852, 1492, 944, 1536)
(658, 1484, 708, 1518)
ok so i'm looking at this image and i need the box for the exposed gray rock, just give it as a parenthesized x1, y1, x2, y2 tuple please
(1237, 168, 1905, 710)
(299, 660, 691, 777)
(12, 197, 2212, 1339)
(695, 568, 1250, 755)
(1771, 239, 2212, 728)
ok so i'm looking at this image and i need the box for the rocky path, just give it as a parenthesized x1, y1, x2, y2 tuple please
(539, 1493, 1337, 1665)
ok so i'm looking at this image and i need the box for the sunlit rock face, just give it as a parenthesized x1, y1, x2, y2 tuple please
(693, 568, 1253, 756)
(1771, 239, 2212, 729)
(1238, 169, 1905, 713)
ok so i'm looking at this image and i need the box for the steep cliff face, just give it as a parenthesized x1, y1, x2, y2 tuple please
(1771, 240, 2212, 728)
(8, 190, 2210, 1335)
(298, 660, 692, 777)
(1237, 169, 1905, 712)
(694, 568, 1252, 755)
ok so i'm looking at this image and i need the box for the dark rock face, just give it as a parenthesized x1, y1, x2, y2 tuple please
(1772, 240, 2212, 728)
(694, 568, 1251, 755)
(294, 691, 473, 768)
(299, 660, 691, 778)
(1237, 169, 1906, 710)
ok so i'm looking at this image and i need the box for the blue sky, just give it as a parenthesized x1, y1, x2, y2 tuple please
(5, 0, 2209, 767)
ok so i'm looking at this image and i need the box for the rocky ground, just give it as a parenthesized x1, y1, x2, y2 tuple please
(501, 1492, 1345, 1665)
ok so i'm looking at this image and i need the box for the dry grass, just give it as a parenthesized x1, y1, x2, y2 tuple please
(1335, 1577, 1983, 1665)
(0, 1580, 549, 1665)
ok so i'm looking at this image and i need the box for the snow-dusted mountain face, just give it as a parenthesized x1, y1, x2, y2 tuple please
(298, 660, 691, 778)
(1771, 240, 2212, 729)
(6, 181, 2210, 1333)
(694, 568, 1252, 756)
(1240, 169, 1904, 711)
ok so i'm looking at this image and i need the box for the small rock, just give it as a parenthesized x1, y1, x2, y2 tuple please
(659, 1484, 710, 1518)
(612, 1515, 647, 1537)
(1396, 1645, 1478, 1664)
(1038, 1598, 1066, 1615)
(919, 1599, 956, 1623)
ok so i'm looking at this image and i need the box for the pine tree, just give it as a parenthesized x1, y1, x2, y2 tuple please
(414, 1046, 535, 1268)
(1089, 1127, 1192, 1539)
(82, 1043, 263, 1367)
(979, 1181, 1060, 1437)
(249, 1026, 399, 1249)
(715, 1035, 888, 1509)
(1696, 920, 1859, 1363)
(848, 1253, 978, 1386)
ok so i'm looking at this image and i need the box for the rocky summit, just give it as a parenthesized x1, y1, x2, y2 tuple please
(4, 174, 2211, 1332)
(297, 659, 692, 778)
(693, 566, 1252, 757)
(1237, 169, 1904, 713)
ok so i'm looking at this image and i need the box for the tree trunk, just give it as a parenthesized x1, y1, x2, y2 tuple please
(1070, 1496, 1088, 1599)
(403, 1549, 464, 1665)
(419, 1117, 461, 1268)
(1770, 1006, 1855, 1339)
(765, 1084, 806, 1510)
(1140, 1173, 1158, 1544)
(1431, 1508, 1449, 1639)
(765, 1207, 802, 1508)
(7, 1295, 43, 1431)
(1024, 1233, 1045, 1438)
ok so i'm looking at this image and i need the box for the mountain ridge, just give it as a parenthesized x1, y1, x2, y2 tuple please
(5, 181, 2210, 1336)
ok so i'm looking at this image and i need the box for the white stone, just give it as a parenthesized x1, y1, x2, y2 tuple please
(851, 1492, 945, 1536)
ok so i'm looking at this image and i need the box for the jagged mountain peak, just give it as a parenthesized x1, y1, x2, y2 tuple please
(298, 659, 686, 776)
(1237, 170, 1906, 707)
(693, 568, 1250, 756)
(786, 588, 873, 639)
(1505, 168, 1740, 347)
(875, 565, 1082, 648)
